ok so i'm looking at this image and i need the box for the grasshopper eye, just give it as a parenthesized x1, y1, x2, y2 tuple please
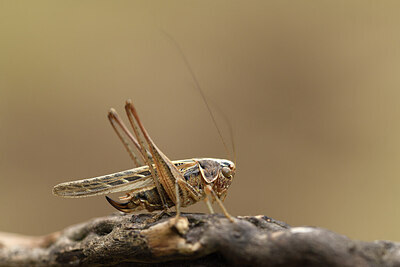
(221, 167, 232, 179)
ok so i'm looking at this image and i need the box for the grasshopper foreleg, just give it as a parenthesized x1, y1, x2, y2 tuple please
(205, 185, 234, 222)
(204, 195, 215, 214)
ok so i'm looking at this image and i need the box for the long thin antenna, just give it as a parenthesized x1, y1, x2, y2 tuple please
(161, 31, 233, 161)
(207, 98, 237, 166)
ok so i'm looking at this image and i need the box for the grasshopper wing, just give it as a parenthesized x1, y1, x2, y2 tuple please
(52, 167, 154, 198)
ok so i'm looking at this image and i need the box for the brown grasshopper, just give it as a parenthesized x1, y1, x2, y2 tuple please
(52, 100, 236, 221)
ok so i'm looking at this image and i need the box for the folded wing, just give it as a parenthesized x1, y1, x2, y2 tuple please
(52, 167, 154, 198)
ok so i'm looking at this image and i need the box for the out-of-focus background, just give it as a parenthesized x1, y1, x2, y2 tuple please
(1, 1, 400, 241)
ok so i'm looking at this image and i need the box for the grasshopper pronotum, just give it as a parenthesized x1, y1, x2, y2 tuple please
(52, 99, 236, 221)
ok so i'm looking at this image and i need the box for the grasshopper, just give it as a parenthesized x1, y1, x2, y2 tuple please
(52, 100, 236, 221)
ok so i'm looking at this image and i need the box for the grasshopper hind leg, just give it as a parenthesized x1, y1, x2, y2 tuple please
(174, 181, 181, 218)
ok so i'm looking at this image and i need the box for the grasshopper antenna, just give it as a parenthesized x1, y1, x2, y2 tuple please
(162, 31, 235, 163)
(207, 98, 237, 166)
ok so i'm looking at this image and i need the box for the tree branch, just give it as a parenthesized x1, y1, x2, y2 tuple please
(0, 213, 399, 266)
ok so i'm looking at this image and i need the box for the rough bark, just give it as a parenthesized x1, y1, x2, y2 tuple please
(0, 212, 399, 266)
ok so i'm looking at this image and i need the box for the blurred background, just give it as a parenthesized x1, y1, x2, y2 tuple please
(1, 1, 400, 241)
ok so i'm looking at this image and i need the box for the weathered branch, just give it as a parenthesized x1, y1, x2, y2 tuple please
(0, 213, 399, 266)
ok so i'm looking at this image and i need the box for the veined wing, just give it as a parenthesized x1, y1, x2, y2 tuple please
(52, 160, 195, 198)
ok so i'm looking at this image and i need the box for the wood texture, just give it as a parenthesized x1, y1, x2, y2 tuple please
(0, 213, 399, 266)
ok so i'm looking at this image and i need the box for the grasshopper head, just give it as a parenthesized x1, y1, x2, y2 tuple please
(214, 159, 235, 201)
(197, 158, 235, 201)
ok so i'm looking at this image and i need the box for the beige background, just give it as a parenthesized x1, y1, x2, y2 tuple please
(1, 1, 400, 241)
